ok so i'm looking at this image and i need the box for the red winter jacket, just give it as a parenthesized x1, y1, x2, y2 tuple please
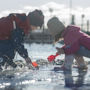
(0, 13, 30, 40)
(61, 25, 90, 54)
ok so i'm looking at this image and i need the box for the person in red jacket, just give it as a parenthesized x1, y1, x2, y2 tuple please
(0, 9, 44, 70)
(47, 17, 88, 71)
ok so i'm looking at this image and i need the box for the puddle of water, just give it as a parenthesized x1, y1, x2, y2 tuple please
(0, 43, 90, 90)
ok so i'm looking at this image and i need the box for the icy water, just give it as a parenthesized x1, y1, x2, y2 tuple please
(0, 43, 90, 90)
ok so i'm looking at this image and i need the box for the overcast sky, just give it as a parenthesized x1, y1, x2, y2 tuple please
(0, 0, 90, 28)
(0, 0, 90, 11)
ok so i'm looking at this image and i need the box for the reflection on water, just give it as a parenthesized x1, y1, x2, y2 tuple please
(0, 43, 90, 90)
(64, 69, 87, 87)
(0, 65, 90, 90)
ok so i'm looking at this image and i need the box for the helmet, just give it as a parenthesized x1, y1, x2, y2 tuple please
(28, 9, 44, 28)
(47, 17, 65, 37)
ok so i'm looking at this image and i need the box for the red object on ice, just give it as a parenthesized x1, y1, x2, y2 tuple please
(47, 53, 59, 62)
(32, 62, 38, 67)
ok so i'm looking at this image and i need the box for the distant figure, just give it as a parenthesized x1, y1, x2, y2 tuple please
(47, 17, 90, 71)
(0, 9, 44, 70)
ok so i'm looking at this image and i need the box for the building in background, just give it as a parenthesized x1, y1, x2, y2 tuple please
(24, 29, 54, 44)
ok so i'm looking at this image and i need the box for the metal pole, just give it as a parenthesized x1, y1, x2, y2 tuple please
(69, 0, 72, 24)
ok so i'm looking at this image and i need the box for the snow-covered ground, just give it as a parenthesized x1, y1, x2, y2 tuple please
(14, 43, 64, 61)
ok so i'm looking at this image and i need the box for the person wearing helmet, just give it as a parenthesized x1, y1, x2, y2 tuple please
(47, 17, 88, 71)
(0, 9, 44, 70)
